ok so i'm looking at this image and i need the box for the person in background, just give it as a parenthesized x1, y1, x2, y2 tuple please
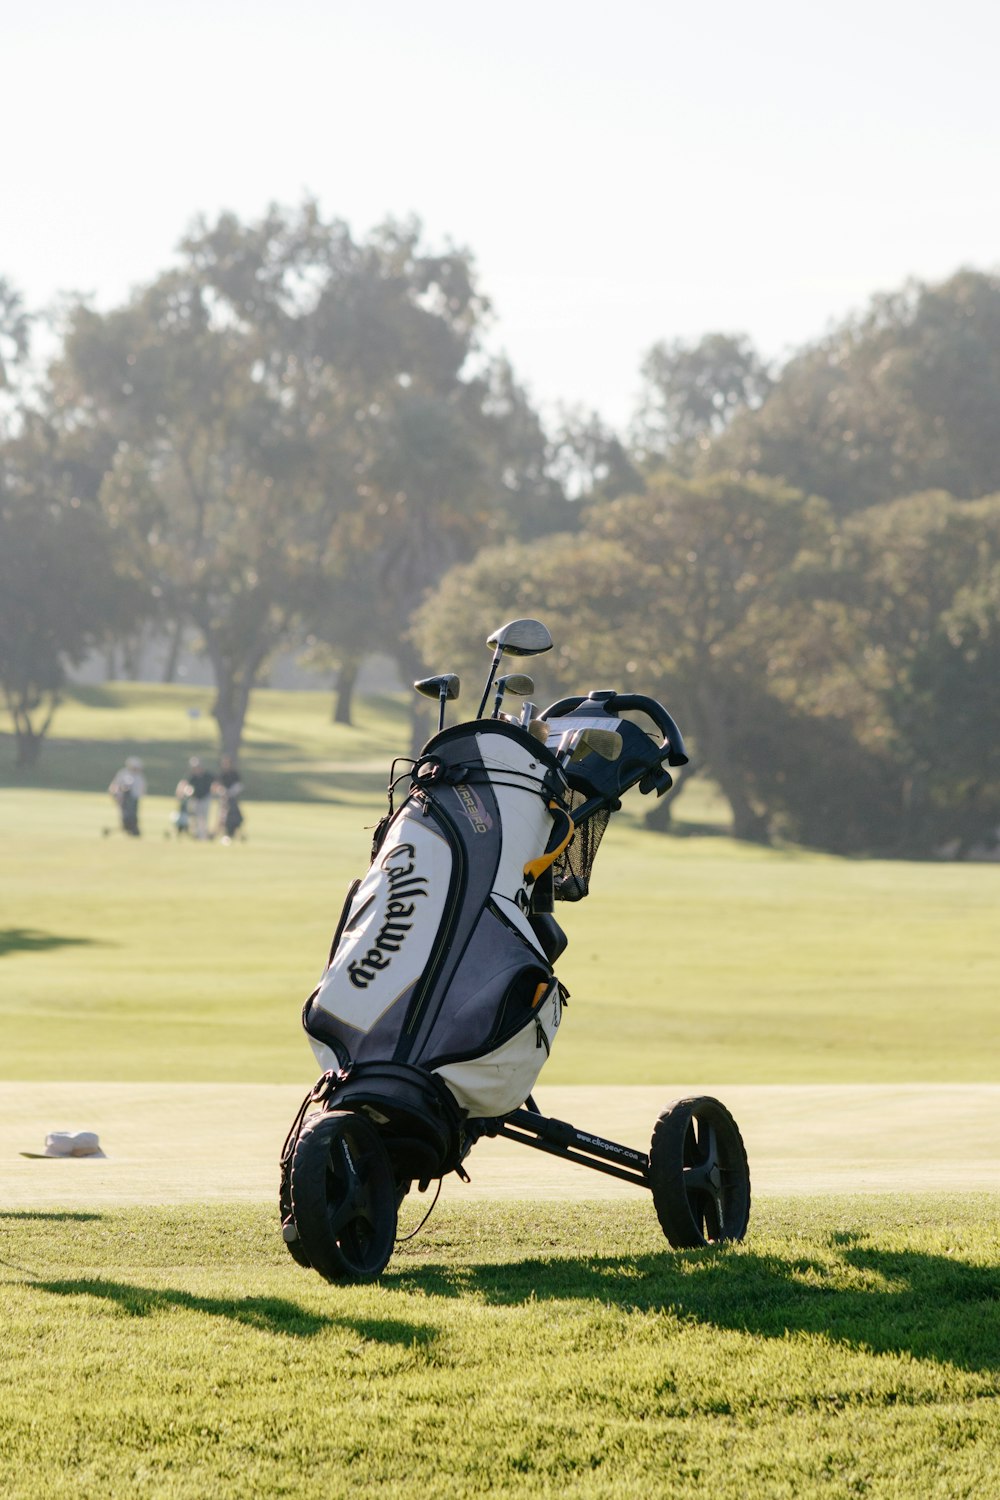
(180, 756, 216, 839)
(108, 756, 146, 837)
(213, 755, 245, 843)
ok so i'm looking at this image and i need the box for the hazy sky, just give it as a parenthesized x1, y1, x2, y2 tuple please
(4, 0, 998, 429)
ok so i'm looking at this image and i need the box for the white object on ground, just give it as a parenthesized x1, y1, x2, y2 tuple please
(22, 1130, 105, 1159)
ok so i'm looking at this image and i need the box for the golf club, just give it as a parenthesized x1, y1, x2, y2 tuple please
(414, 673, 461, 733)
(491, 672, 535, 719)
(476, 618, 553, 719)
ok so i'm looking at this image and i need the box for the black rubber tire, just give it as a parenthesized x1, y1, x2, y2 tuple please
(649, 1096, 751, 1248)
(288, 1110, 398, 1282)
(279, 1157, 312, 1268)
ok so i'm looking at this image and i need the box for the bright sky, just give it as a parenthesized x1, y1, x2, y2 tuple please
(4, 0, 999, 430)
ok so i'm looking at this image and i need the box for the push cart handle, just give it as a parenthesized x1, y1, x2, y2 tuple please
(541, 691, 688, 768)
(605, 694, 688, 766)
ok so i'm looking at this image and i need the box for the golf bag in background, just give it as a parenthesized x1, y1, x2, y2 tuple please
(302, 719, 572, 1159)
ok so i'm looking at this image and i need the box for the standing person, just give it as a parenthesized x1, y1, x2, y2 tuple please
(213, 755, 245, 843)
(181, 756, 216, 839)
(108, 757, 146, 837)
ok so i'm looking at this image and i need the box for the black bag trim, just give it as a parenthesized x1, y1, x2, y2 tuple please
(326, 878, 361, 967)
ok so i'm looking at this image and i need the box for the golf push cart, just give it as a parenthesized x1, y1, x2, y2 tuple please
(280, 619, 751, 1281)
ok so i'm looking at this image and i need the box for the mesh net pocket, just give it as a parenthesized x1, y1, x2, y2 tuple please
(552, 797, 611, 901)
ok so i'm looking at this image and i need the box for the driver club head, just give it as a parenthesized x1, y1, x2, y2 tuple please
(477, 619, 552, 717)
(414, 674, 461, 702)
(485, 618, 553, 658)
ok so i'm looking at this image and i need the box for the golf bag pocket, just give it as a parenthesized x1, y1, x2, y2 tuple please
(433, 975, 563, 1118)
(305, 810, 454, 1060)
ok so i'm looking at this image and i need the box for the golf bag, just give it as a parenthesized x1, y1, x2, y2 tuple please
(301, 718, 572, 1176)
(281, 621, 751, 1283)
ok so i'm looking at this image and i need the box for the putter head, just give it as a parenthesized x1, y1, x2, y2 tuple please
(414, 674, 461, 702)
(485, 619, 553, 657)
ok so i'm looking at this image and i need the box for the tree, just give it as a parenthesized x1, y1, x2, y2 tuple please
(416, 474, 834, 843)
(711, 270, 1000, 512)
(547, 406, 642, 503)
(631, 333, 773, 471)
(816, 491, 1000, 853)
(49, 202, 562, 756)
(0, 277, 31, 393)
(0, 419, 137, 764)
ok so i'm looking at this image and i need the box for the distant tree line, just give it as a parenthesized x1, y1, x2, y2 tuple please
(2, 206, 999, 856)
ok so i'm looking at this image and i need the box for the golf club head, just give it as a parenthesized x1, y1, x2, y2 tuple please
(492, 671, 537, 720)
(570, 728, 623, 762)
(499, 673, 535, 697)
(485, 619, 553, 657)
(413, 674, 461, 702)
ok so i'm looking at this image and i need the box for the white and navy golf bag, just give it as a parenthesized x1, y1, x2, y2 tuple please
(280, 671, 704, 1282)
(299, 718, 574, 1182)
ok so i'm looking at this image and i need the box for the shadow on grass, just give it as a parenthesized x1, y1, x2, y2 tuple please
(0, 732, 388, 805)
(36, 1278, 439, 1346)
(0, 928, 103, 958)
(390, 1243, 1000, 1375)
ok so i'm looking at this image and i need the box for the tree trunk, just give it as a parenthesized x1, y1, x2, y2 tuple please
(694, 681, 771, 843)
(194, 609, 274, 763)
(332, 657, 359, 725)
(5, 690, 59, 767)
(644, 770, 688, 832)
(14, 724, 44, 767)
(121, 629, 144, 681)
(213, 675, 253, 760)
(394, 641, 433, 755)
(162, 618, 184, 684)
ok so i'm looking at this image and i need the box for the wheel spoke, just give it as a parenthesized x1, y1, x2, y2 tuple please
(650, 1096, 750, 1249)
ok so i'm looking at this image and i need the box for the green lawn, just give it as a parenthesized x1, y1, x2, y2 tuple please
(2, 1196, 998, 1499)
(3, 684, 999, 1498)
(2, 683, 999, 1084)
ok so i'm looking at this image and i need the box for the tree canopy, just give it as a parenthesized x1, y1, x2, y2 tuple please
(45, 202, 567, 753)
(708, 270, 1000, 511)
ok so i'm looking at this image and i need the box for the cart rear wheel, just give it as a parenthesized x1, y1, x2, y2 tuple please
(279, 1156, 311, 1268)
(288, 1109, 397, 1282)
(649, 1096, 751, 1248)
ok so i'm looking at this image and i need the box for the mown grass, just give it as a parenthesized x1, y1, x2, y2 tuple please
(1, 1196, 998, 1499)
(0, 681, 409, 804)
(3, 685, 999, 1497)
(2, 776, 998, 1083)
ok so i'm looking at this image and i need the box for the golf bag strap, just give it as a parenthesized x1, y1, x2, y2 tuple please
(524, 803, 575, 886)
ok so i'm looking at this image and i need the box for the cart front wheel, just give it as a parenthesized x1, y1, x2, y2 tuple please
(288, 1109, 397, 1282)
(649, 1096, 750, 1248)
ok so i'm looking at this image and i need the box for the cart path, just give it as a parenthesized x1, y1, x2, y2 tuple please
(2, 1082, 997, 1208)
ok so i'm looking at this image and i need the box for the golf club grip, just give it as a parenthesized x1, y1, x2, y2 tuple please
(608, 694, 688, 765)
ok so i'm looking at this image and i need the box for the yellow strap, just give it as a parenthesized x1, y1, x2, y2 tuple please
(523, 803, 575, 884)
(531, 981, 550, 1009)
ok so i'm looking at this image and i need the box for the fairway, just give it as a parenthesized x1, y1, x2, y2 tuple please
(3, 1082, 999, 1210)
(3, 685, 999, 1499)
(3, 708, 999, 1086)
